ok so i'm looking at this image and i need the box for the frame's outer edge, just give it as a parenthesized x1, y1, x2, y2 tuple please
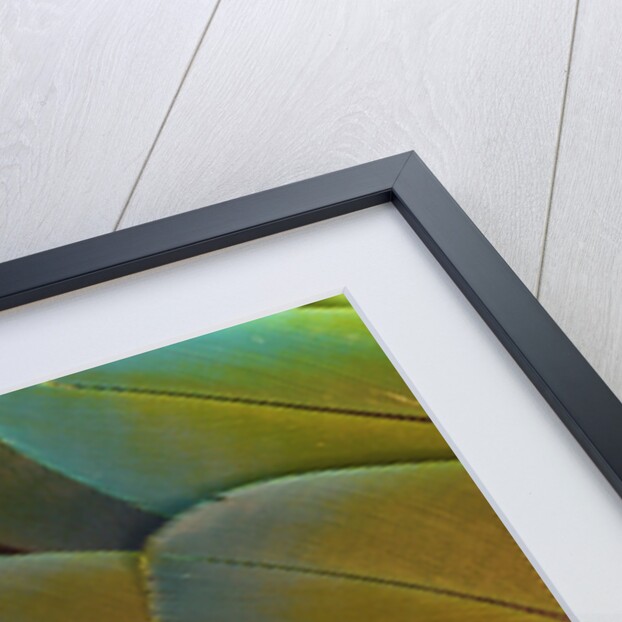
(392, 151, 622, 498)
(0, 152, 411, 311)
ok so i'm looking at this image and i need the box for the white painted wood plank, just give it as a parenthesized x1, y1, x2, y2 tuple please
(539, 1, 622, 400)
(0, 0, 218, 262)
(120, 0, 576, 290)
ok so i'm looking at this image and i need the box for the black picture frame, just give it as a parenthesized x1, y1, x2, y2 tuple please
(1, 151, 621, 500)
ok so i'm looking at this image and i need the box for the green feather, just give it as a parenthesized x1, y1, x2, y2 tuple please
(301, 294, 352, 308)
(0, 441, 163, 552)
(0, 383, 448, 517)
(54, 306, 422, 417)
(0, 306, 449, 516)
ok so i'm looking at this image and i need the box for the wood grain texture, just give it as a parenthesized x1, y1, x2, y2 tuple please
(539, 1, 622, 400)
(119, 0, 576, 290)
(0, 0, 218, 262)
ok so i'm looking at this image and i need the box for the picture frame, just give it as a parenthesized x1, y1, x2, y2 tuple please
(1, 151, 622, 619)
(1, 150, 620, 502)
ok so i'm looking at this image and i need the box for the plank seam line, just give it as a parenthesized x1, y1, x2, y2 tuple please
(535, 0, 581, 298)
(113, 0, 224, 231)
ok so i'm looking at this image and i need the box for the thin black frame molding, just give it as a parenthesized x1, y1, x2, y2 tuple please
(1, 151, 621, 500)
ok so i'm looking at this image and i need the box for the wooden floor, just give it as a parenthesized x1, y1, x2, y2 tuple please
(2, 1, 620, 399)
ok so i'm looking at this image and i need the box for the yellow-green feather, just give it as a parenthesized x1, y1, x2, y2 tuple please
(145, 463, 566, 621)
(0, 383, 449, 516)
(0, 553, 150, 622)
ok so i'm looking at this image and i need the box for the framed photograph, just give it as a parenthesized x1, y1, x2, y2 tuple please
(0, 152, 620, 621)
